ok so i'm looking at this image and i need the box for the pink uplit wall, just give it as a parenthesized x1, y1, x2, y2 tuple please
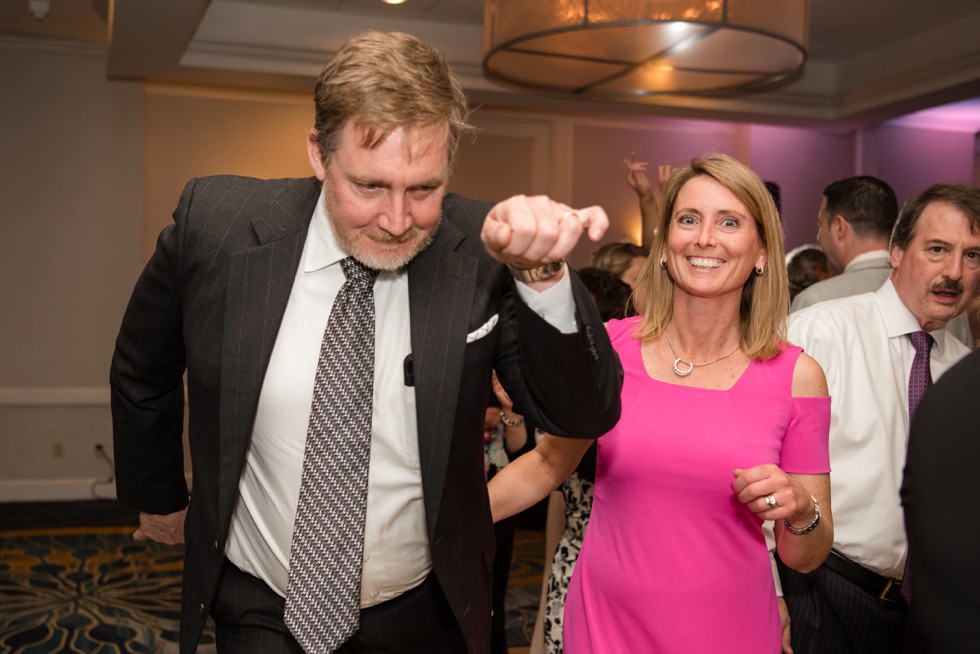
(747, 125, 856, 249)
(864, 124, 977, 206)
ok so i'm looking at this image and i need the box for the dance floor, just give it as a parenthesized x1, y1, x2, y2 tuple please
(0, 500, 543, 653)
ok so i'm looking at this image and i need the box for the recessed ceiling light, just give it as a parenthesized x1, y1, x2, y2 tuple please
(382, 0, 408, 5)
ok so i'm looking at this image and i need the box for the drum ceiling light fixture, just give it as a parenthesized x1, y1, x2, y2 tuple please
(483, 0, 809, 97)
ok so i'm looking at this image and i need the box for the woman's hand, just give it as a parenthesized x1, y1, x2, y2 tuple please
(733, 464, 814, 524)
(735, 465, 833, 573)
(491, 370, 513, 411)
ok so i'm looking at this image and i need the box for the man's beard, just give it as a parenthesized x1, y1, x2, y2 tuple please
(324, 190, 439, 271)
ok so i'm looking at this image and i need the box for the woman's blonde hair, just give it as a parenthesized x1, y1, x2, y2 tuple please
(632, 153, 788, 360)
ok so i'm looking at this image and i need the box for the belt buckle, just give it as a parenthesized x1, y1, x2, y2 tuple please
(879, 578, 898, 603)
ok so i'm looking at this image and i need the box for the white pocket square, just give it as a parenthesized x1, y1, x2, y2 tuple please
(466, 314, 499, 343)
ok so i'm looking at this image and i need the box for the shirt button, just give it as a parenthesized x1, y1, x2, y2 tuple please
(363, 554, 371, 563)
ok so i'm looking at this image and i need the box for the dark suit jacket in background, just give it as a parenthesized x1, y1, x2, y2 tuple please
(109, 176, 623, 654)
(901, 348, 980, 653)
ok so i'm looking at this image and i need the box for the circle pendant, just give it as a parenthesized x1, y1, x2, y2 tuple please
(672, 358, 694, 377)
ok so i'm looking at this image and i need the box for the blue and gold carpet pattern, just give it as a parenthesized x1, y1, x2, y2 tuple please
(0, 526, 215, 653)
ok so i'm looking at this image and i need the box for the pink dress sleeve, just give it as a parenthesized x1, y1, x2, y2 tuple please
(780, 395, 831, 473)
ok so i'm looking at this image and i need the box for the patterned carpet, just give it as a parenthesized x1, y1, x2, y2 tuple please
(505, 528, 546, 647)
(0, 525, 215, 653)
(0, 501, 544, 653)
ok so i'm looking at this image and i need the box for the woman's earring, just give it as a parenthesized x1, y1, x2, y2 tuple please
(660, 258, 667, 270)
(755, 265, 765, 276)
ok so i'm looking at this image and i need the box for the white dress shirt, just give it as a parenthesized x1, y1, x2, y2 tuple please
(225, 189, 577, 605)
(787, 279, 972, 578)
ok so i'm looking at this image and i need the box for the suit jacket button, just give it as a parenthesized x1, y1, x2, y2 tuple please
(213, 540, 220, 554)
(199, 603, 207, 617)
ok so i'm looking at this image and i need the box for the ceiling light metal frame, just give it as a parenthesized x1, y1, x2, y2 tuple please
(483, 0, 809, 98)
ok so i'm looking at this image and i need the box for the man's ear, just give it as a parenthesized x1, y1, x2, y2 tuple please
(832, 214, 850, 241)
(890, 243, 904, 270)
(306, 130, 327, 181)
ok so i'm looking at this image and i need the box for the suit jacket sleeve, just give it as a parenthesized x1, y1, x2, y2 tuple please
(440, 192, 621, 440)
(109, 181, 195, 515)
(500, 270, 622, 439)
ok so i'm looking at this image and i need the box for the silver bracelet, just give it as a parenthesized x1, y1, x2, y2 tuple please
(783, 495, 821, 535)
(500, 411, 524, 428)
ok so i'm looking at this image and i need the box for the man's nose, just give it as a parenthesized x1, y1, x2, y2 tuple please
(378, 195, 411, 236)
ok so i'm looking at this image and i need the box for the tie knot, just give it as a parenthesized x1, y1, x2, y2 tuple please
(341, 257, 378, 289)
(907, 331, 933, 354)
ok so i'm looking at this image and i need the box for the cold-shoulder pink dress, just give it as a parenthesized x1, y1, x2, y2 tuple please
(564, 317, 830, 653)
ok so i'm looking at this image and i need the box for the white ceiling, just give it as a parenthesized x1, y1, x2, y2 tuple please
(2, 0, 980, 129)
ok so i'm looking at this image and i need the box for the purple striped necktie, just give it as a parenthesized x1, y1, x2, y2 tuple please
(902, 330, 933, 604)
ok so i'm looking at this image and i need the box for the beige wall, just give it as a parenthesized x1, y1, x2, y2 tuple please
(144, 86, 312, 257)
(2, 37, 976, 501)
(1, 41, 143, 499)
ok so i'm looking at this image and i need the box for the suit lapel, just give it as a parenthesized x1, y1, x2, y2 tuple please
(408, 218, 477, 538)
(217, 179, 319, 526)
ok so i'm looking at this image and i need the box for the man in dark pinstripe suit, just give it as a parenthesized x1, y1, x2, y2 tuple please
(110, 30, 622, 654)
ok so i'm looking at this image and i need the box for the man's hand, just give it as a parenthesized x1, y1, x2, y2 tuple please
(481, 195, 608, 270)
(778, 596, 794, 653)
(133, 508, 187, 545)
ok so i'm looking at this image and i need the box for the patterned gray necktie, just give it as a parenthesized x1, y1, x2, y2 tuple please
(285, 256, 378, 652)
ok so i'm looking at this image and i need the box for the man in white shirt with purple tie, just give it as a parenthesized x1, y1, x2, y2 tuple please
(782, 183, 980, 654)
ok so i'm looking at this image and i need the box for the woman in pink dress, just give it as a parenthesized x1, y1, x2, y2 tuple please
(489, 153, 833, 653)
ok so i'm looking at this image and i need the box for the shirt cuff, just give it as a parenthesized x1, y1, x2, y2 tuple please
(513, 264, 578, 334)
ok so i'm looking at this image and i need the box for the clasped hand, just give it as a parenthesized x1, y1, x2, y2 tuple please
(480, 195, 609, 270)
(733, 464, 812, 523)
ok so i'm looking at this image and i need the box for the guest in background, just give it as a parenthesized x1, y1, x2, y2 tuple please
(490, 153, 832, 653)
(575, 267, 635, 321)
(969, 292, 980, 346)
(784, 183, 980, 653)
(624, 152, 672, 228)
(765, 180, 783, 214)
(900, 348, 980, 653)
(787, 246, 834, 301)
(790, 175, 898, 311)
(484, 371, 531, 654)
(790, 174, 974, 349)
(589, 241, 648, 289)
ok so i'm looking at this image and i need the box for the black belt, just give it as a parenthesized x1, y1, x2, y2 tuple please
(824, 550, 905, 603)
